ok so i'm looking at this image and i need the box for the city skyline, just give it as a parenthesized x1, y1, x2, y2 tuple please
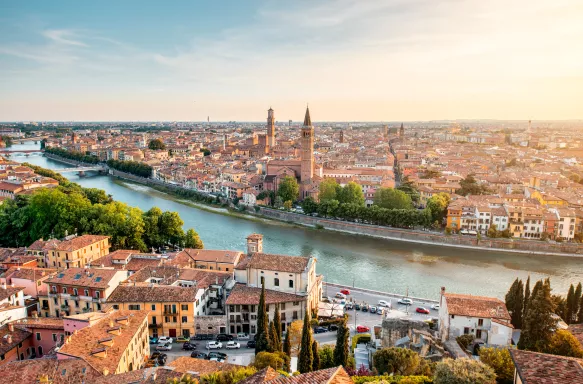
(1, 0, 583, 121)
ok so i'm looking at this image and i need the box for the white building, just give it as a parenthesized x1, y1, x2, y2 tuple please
(438, 288, 513, 347)
(0, 286, 27, 325)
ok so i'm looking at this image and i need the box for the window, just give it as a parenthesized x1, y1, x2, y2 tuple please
(128, 305, 141, 310)
(181, 304, 188, 311)
(478, 319, 484, 326)
(274, 278, 279, 287)
(63, 287, 67, 294)
(95, 291, 101, 299)
(251, 325, 256, 334)
(289, 280, 294, 288)
(151, 304, 156, 311)
(36, 333, 41, 341)
(451, 315, 455, 319)
(112, 304, 119, 310)
(260, 276, 265, 285)
(73, 288, 78, 296)
(281, 303, 286, 310)
(293, 301, 299, 306)
(182, 316, 187, 323)
(52, 334, 57, 342)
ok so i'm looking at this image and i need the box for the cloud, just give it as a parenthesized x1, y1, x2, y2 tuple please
(42, 29, 88, 47)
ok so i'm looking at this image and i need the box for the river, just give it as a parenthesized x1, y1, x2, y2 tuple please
(5, 143, 583, 299)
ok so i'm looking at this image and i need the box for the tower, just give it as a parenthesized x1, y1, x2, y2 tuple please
(399, 123, 404, 138)
(71, 132, 77, 144)
(383, 125, 388, 138)
(339, 130, 344, 143)
(266, 107, 275, 152)
(300, 106, 314, 194)
(246, 233, 263, 255)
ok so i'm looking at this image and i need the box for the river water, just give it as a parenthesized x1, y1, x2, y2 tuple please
(6, 143, 583, 299)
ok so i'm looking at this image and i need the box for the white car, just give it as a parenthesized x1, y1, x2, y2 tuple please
(335, 292, 347, 300)
(226, 341, 241, 349)
(206, 341, 223, 349)
(431, 304, 440, 310)
(398, 298, 413, 305)
(378, 300, 391, 308)
(158, 336, 173, 344)
(237, 333, 250, 340)
(156, 343, 172, 351)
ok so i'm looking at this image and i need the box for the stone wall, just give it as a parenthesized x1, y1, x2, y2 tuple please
(381, 317, 430, 348)
(196, 315, 228, 335)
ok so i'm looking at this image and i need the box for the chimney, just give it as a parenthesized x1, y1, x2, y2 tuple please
(440, 286, 446, 307)
(8, 323, 14, 332)
(6, 335, 12, 344)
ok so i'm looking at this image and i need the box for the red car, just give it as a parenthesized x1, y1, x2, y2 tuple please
(416, 307, 430, 314)
(340, 289, 350, 295)
(356, 325, 370, 333)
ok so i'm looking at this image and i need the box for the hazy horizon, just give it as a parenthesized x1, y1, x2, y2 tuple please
(1, 0, 583, 121)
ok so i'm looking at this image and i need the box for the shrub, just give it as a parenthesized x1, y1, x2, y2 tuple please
(352, 334, 372, 350)
(456, 334, 475, 350)
(351, 376, 433, 384)
(315, 224, 324, 230)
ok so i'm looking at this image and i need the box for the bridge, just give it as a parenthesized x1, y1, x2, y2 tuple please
(58, 165, 108, 173)
(0, 149, 44, 154)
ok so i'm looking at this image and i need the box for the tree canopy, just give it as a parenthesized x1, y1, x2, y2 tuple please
(433, 359, 496, 384)
(277, 176, 299, 203)
(456, 174, 490, 196)
(426, 193, 450, 224)
(148, 138, 167, 150)
(374, 188, 413, 210)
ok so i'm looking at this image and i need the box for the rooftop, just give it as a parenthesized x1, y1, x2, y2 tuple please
(444, 292, 511, 320)
(247, 253, 310, 274)
(510, 349, 583, 384)
(46, 268, 123, 288)
(226, 284, 306, 305)
(0, 358, 101, 384)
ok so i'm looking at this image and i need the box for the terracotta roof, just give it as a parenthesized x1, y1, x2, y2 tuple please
(57, 309, 150, 376)
(94, 367, 181, 383)
(226, 284, 306, 305)
(0, 358, 101, 384)
(27, 238, 61, 251)
(124, 265, 231, 288)
(107, 285, 198, 303)
(510, 349, 583, 384)
(0, 286, 24, 302)
(167, 356, 241, 375)
(238, 367, 281, 384)
(248, 253, 310, 273)
(0, 324, 31, 355)
(14, 317, 65, 330)
(54, 235, 109, 252)
(178, 249, 243, 264)
(444, 292, 511, 320)
(46, 268, 124, 289)
(1, 267, 57, 282)
(269, 367, 351, 384)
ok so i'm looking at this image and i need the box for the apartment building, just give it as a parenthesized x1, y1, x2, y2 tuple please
(171, 249, 244, 272)
(43, 235, 110, 269)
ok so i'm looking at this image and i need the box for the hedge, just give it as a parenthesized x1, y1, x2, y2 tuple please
(352, 334, 371, 351)
(352, 376, 433, 384)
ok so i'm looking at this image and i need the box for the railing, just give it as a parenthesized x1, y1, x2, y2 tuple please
(148, 323, 162, 328)
(59, 293, 70, 299)
(61, 305, 70, 310)
(79, 295, 92, 301)
(92, 297, 105, 303)
(163, 310, 178, 316)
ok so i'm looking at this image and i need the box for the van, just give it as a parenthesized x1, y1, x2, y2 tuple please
(335, 292, 347, 300)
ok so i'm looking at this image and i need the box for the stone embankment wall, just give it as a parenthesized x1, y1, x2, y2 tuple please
(256, 207, 583, 256)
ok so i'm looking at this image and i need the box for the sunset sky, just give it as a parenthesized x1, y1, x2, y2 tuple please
(1, 0, 582, 122)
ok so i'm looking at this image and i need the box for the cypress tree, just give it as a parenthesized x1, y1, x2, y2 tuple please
(578, 294, 583, 324)
(298, 307, 314, 373)
(312, 340, 320, 371)
(282, 328, 291, 372)
(273, 304, 282, 351)
(255, 280, 270, 354)
(333, 318, 349, 367)
(269, 321, 280, 352)
(575, 283, 582, 322)
(523, 275, 531, 318)
(518, 281, 555, 351)
(505, 278, 524, 328)
(567, 284, 576, 324)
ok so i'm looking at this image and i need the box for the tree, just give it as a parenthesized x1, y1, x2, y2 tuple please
(575, 283, 582, 321)
(426, 193, 450, 224)
(333, 318, 349, 367)
(337, 181, 365, 206)
(169, 373, 199, 384)
(283, 200, 293, 211)
(255, 281, 270, 354)
(487, 224, 499, 238)
(547, 330, 583, 358)
(433, 359, 496, 384)
(317, 199, 339, 218)
(374, 188, 412, 210)
(318, 345, 335, 369)
(478, 347, 514, 384)
(273, 304, 282, 351)
(287, 320, 303, 354)
(518, 280, 555, 352)
(578, 294, 583, 323)
(282, 328, 292, 372)
(278, 176, 299, 203)
(274, 196, 283, 209)
(184, 228, 204, 249)
(523, 276, 531, 320)
(505, 278, 524, 329)
(319, 178, 339, 202)
(456, 174, 489, 196)
(373, 348, 421, 376)
(420, 169, 440, 179)
(253, 351, 285, 370)
(199, 367, 257, 384)
(567, 284, 576, 324)
(311, 340, 320, 371)
(298, 308, 314, 373)
(396, 176, 420, 204)
(301, 197, 319, 214)
(269, 321, 280, 352)
(148, 138, 166, 150)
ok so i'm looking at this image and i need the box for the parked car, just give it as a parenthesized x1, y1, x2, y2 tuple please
(369, 306, 377, 313)
(208, 352, 228, 359)
(216, 334, 234, 342)
(237, 333, 250, 340)
(378, 300, 390, 308)
(361, 304, 369, 312)
(150, 352, 167, 365)
(335, 292, 347, 300)
(314, 326, 327, 334)
(191, 351, 207, 359)
(344, 303, 353, 310)
(398, 298, 413, 306)
(340, 289, 351, 295)
(210, 357, 225, 363)
(225, 341, 241, 349)
(355, 303, 361, 310)
(206, 341, 223, 349)
(328, 324, 339, 331)
(247, 340, 256, 348)
(149, 336, 159, 344)
(182, 342, 197, 351)
(431, 304, 440, 310)
(356, 325, 370, 333)
(376, 307, 384, 315)
(156, 343, 172, 351)
(176, 336, 189, 343)
(158, 336, 173, 344)
(416, 307, 430, 314)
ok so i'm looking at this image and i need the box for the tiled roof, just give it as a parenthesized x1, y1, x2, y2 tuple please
(0, 358, 101, 384)
(226, 284, 306, 305)
(0, 324, 31, 355)
(57, 309, 150, 376)
(94, 367, 181, 383)
(0, 286, 24, 302)
(14, 317, 65, 330)
(510, 349, 583, 384)
(238, 367, 281, 384)
(45, 268, 122, 289)
(168, 357, 241, 375)
(248, 253, 310, 273)
(268, 367, 351, 384)
(27, 238, 61, 251)
(124, 265, 231, 288)
(107, 285, 197, 303)
(2, 267, 57, 282)
(179, 249, 243, 264)
(54, 235, 109, 252)
(444, 292, 511, 320)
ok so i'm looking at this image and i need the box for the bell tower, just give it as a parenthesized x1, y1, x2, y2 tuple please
(300, 106, 314, 195)
(266, 108, 275, 152)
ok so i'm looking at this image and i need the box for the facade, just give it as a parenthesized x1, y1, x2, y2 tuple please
(0, 286, 27, 325)
(14, 317, 66, 359)
(0, 323, 32, 366)
(44, 235, 110, 269)
(0, 267, 57, 298)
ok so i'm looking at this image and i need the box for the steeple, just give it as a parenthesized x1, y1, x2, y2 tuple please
(303, 105, 312, 127)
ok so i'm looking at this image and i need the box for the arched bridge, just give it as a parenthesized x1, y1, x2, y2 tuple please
(58, 165, 108, 173)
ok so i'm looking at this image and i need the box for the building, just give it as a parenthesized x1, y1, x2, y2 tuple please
(88, 249, 166, 274)
(438, 288, 513, 346)
(509, 349, 583, 384)
(266, 107, 276, 152)
(13, 316, 66, 358)
(42, 268, 128, 317)
(0, 358, 100, 384)
(0, 267, 57, 298)
(171, 249, 244, 272)
(44, 235, 110, 269)
(0, 322, 32, 366)
(57, 309, 150, 376)
(0, 285, 27, 325)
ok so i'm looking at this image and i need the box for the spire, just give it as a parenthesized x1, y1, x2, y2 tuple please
(303, 105, 312, 126)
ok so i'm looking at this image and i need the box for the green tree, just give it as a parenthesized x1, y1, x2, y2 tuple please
(311, 340, 320, 371)
(426, 192, 450, 224)
(396, 176, 420, 204)
(253, 351, 286, 370)
(255, 281, 270, 354)
(420, 169, 440, 179)
(505, 278, 524, 329)
(282, 328, 292, 372)
(273, 304, 282, 351)
(456, 174, 489, 196)
(433, 358, 496, 384)
(274, 196, 284, 209)
(148, 138, 167, 150)
(566, 284, 576, 324)
(337, 181, 365, 206)
(283, 200, 293, 211)
(318, 345, 335, 369)
(168, 373, 198, 384)
(184, 228, 204, 249)
(518, 280, 555, 352)
(373, 347, 421, 376)
(298, 308, 314, 373)
(317, 199, 339, 218)
(269, 321, 280, 352)
(319, 178, 339, 202)
(487, 224, 499, 238)
(333, 318, 349, 367)
(547, 330, 583, 357)
(301, 197, 319, 214)
(523, 276, 531, 320)
(478, 347, 514, 384)
(374, 188, 413, 209)
(574, 283, 582, 321)
(199, 367, 257, 384)
(278, 176, 299, 203)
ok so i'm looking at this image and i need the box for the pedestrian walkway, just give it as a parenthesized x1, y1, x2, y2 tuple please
(354, 343, 369, 370)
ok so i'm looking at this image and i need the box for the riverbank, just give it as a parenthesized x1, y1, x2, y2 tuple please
(41, 153, 583, 258)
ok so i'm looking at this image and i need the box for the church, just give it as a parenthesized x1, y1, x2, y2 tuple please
(263, 106, 322, 200)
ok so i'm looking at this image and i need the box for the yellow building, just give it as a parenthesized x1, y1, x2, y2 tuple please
(44, 235, 110, 269)
(529, 190, 567, 207)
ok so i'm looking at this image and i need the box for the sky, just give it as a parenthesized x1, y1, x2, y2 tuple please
(1, 0, 583, 122)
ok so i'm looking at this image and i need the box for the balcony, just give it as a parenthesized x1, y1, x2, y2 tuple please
(60, 293, 71, 299)
(64, 257, 81, 264)
(92, 297, 105, 303)
(148, 323, 162, 328)
(61, 305, 70, 311)
(163, 310, 179, 316)
(79, 295, 92, 301)
(48, 292, 57, 298)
